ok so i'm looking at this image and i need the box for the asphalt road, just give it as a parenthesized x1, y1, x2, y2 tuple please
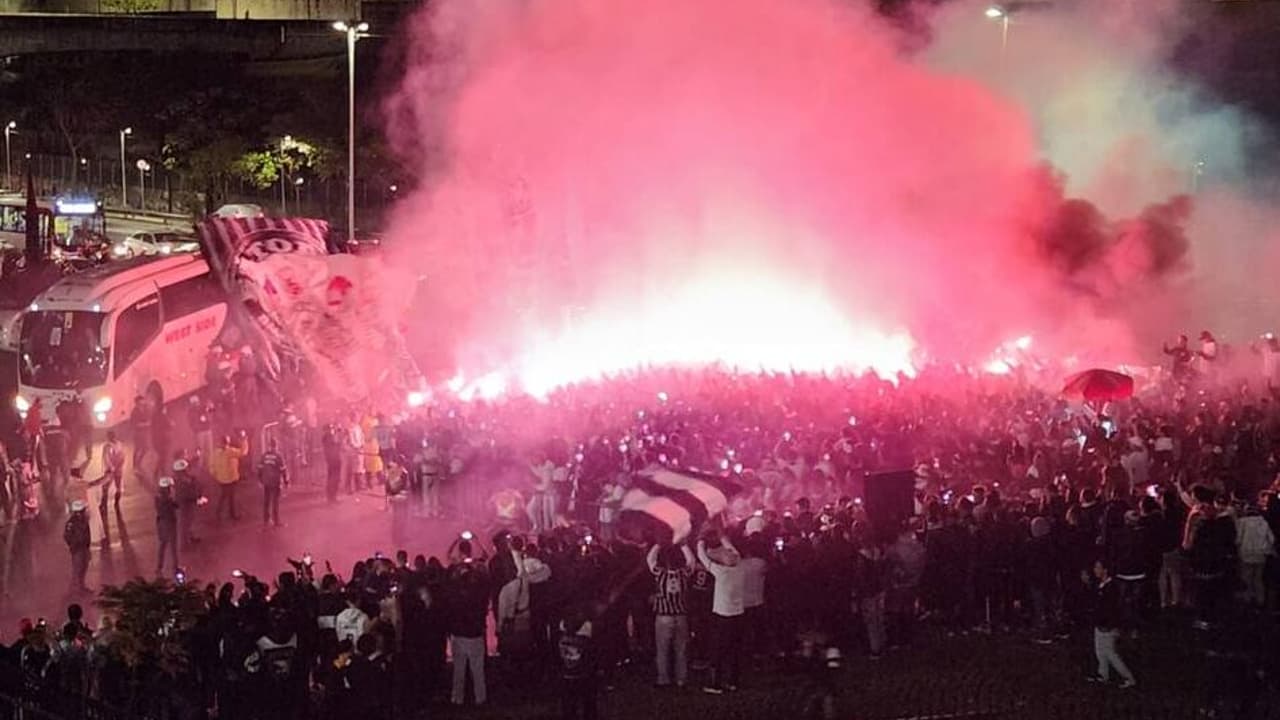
(0, 417, 467, 629)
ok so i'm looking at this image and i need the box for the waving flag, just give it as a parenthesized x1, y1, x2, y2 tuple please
(621, 468, 739, 543)
(196, 217, 331, 370)
(246, 251, 418, 403)
(196, 216, 420, 403)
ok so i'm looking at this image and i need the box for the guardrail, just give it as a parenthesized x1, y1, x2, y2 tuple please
(103, 208, 193, 228)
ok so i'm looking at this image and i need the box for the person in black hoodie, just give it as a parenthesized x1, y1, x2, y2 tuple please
(1024, 516, 1057, 643)
(1111, 510, 1151, 629)
(558, 608, 598, 720)
(1183, 485, 1236, 630)
(1157, 488, 1188, 610)
(1077, 488, 1104, 545)
(1088, 559, 1136, 688)
(1058, 505, 1097, 632)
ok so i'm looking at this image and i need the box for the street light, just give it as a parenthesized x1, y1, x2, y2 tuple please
(119, 127, 132, 207)
(334, 20, 370, 246)
(4, 121, 17, 191)
(136, 159, 150, 210)
(985, 6, 1011, 62)
(279, 135, 297, 215)
(985, 2, 1052, 64)
(294, 176, 305, 207)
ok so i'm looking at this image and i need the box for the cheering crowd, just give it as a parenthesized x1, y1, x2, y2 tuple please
(3, 334, 1280, 719)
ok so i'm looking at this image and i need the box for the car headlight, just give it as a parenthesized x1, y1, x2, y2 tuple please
(14, 395, 29, 412)
(92, 396, 112, 414)
(112, 244, 128, 256)
(159, 245, 172, 254)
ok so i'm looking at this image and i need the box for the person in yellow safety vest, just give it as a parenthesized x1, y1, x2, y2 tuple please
(361, 415, 384, 486)
(212, 434, 248, 522)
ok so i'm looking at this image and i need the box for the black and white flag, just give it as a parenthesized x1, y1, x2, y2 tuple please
(621, 468, 739, 544)
(195, 217, 330, 374)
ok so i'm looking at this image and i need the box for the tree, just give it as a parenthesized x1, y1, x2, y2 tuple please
(96, 578, 208, 677)
(234, 136, 335, 189)
(158, 85, 262, 215)
(9, 56, 131, 186)
(101, 0, 162, 13)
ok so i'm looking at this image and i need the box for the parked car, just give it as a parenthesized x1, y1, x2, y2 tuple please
(112, 231, 200, 258)
(211, 203, 265, 219)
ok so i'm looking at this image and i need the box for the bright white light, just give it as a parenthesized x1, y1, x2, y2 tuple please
(14, 395, 29, 412)
(28, 302, 37, 312)
(95, 412, 107, 424)
(657, 391, 669, 403)
(985, 6, 1005, 18)
(446, 374, 466, 394)
(159, 246, 172, 255)
(984, 359, 1012, 375)
(1014, 335, 1033, 351)
(55, 200, 98, 215)
(333, 20, 348, 31)
(406, 390, 427, 408)
(122, 127, 132, 136)
(356, 21, 369, 32)
(111, 244, 128, 257)
(511, 263, 917, 397)
(92, 304, 100, 312)
(459, 371, 506, 401)
(92, 397, 112, 414)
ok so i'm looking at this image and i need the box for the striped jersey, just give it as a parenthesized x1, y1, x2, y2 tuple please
(651, 566, 693, 616)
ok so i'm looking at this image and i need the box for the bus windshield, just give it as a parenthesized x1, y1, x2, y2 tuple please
(19, 310, 108, 389)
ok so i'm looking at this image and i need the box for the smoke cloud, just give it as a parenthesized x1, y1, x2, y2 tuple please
(380, 0, 1276, 389)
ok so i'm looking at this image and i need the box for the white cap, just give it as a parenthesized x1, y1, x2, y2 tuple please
(158, 476, 174, 488)
(70, 500, 87, 512)
(172, 459, 189, 472)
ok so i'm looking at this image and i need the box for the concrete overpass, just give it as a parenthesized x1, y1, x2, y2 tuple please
(0, 13, 357, 60)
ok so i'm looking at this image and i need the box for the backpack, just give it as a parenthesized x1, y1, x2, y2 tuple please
(64, 515, 89, 549)
(176, 475, 201, 505)
(1191, 514, 1236, 576)
(557, 630, 591, 680)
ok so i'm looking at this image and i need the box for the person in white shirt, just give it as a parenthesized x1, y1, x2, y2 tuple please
(738, 537, 769, 658)
(345, 418, 365, 494)
(1236, 502, 1275, 607)
(334, 592, 369, 645)
(527, 453, 556, 532)
(696, 533, 745, 694)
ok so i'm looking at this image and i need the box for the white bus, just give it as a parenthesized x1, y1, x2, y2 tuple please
(14, 254, 227, 427)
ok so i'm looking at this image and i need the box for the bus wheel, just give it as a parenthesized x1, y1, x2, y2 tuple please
(145, 382, 164, 409)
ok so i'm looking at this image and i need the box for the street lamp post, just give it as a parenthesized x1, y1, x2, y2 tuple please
(985, 6, 1010, 63)
(119, 127, 132, 207)
(294, 176, 305, 208)
(4, 122, 16, 191)
(334, 20, 369, 246)
(137, 159, 150, 210)
(279, 135, 295, 216)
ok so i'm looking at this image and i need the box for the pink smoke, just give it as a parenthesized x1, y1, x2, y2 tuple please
(381, 0, 1206, 391)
